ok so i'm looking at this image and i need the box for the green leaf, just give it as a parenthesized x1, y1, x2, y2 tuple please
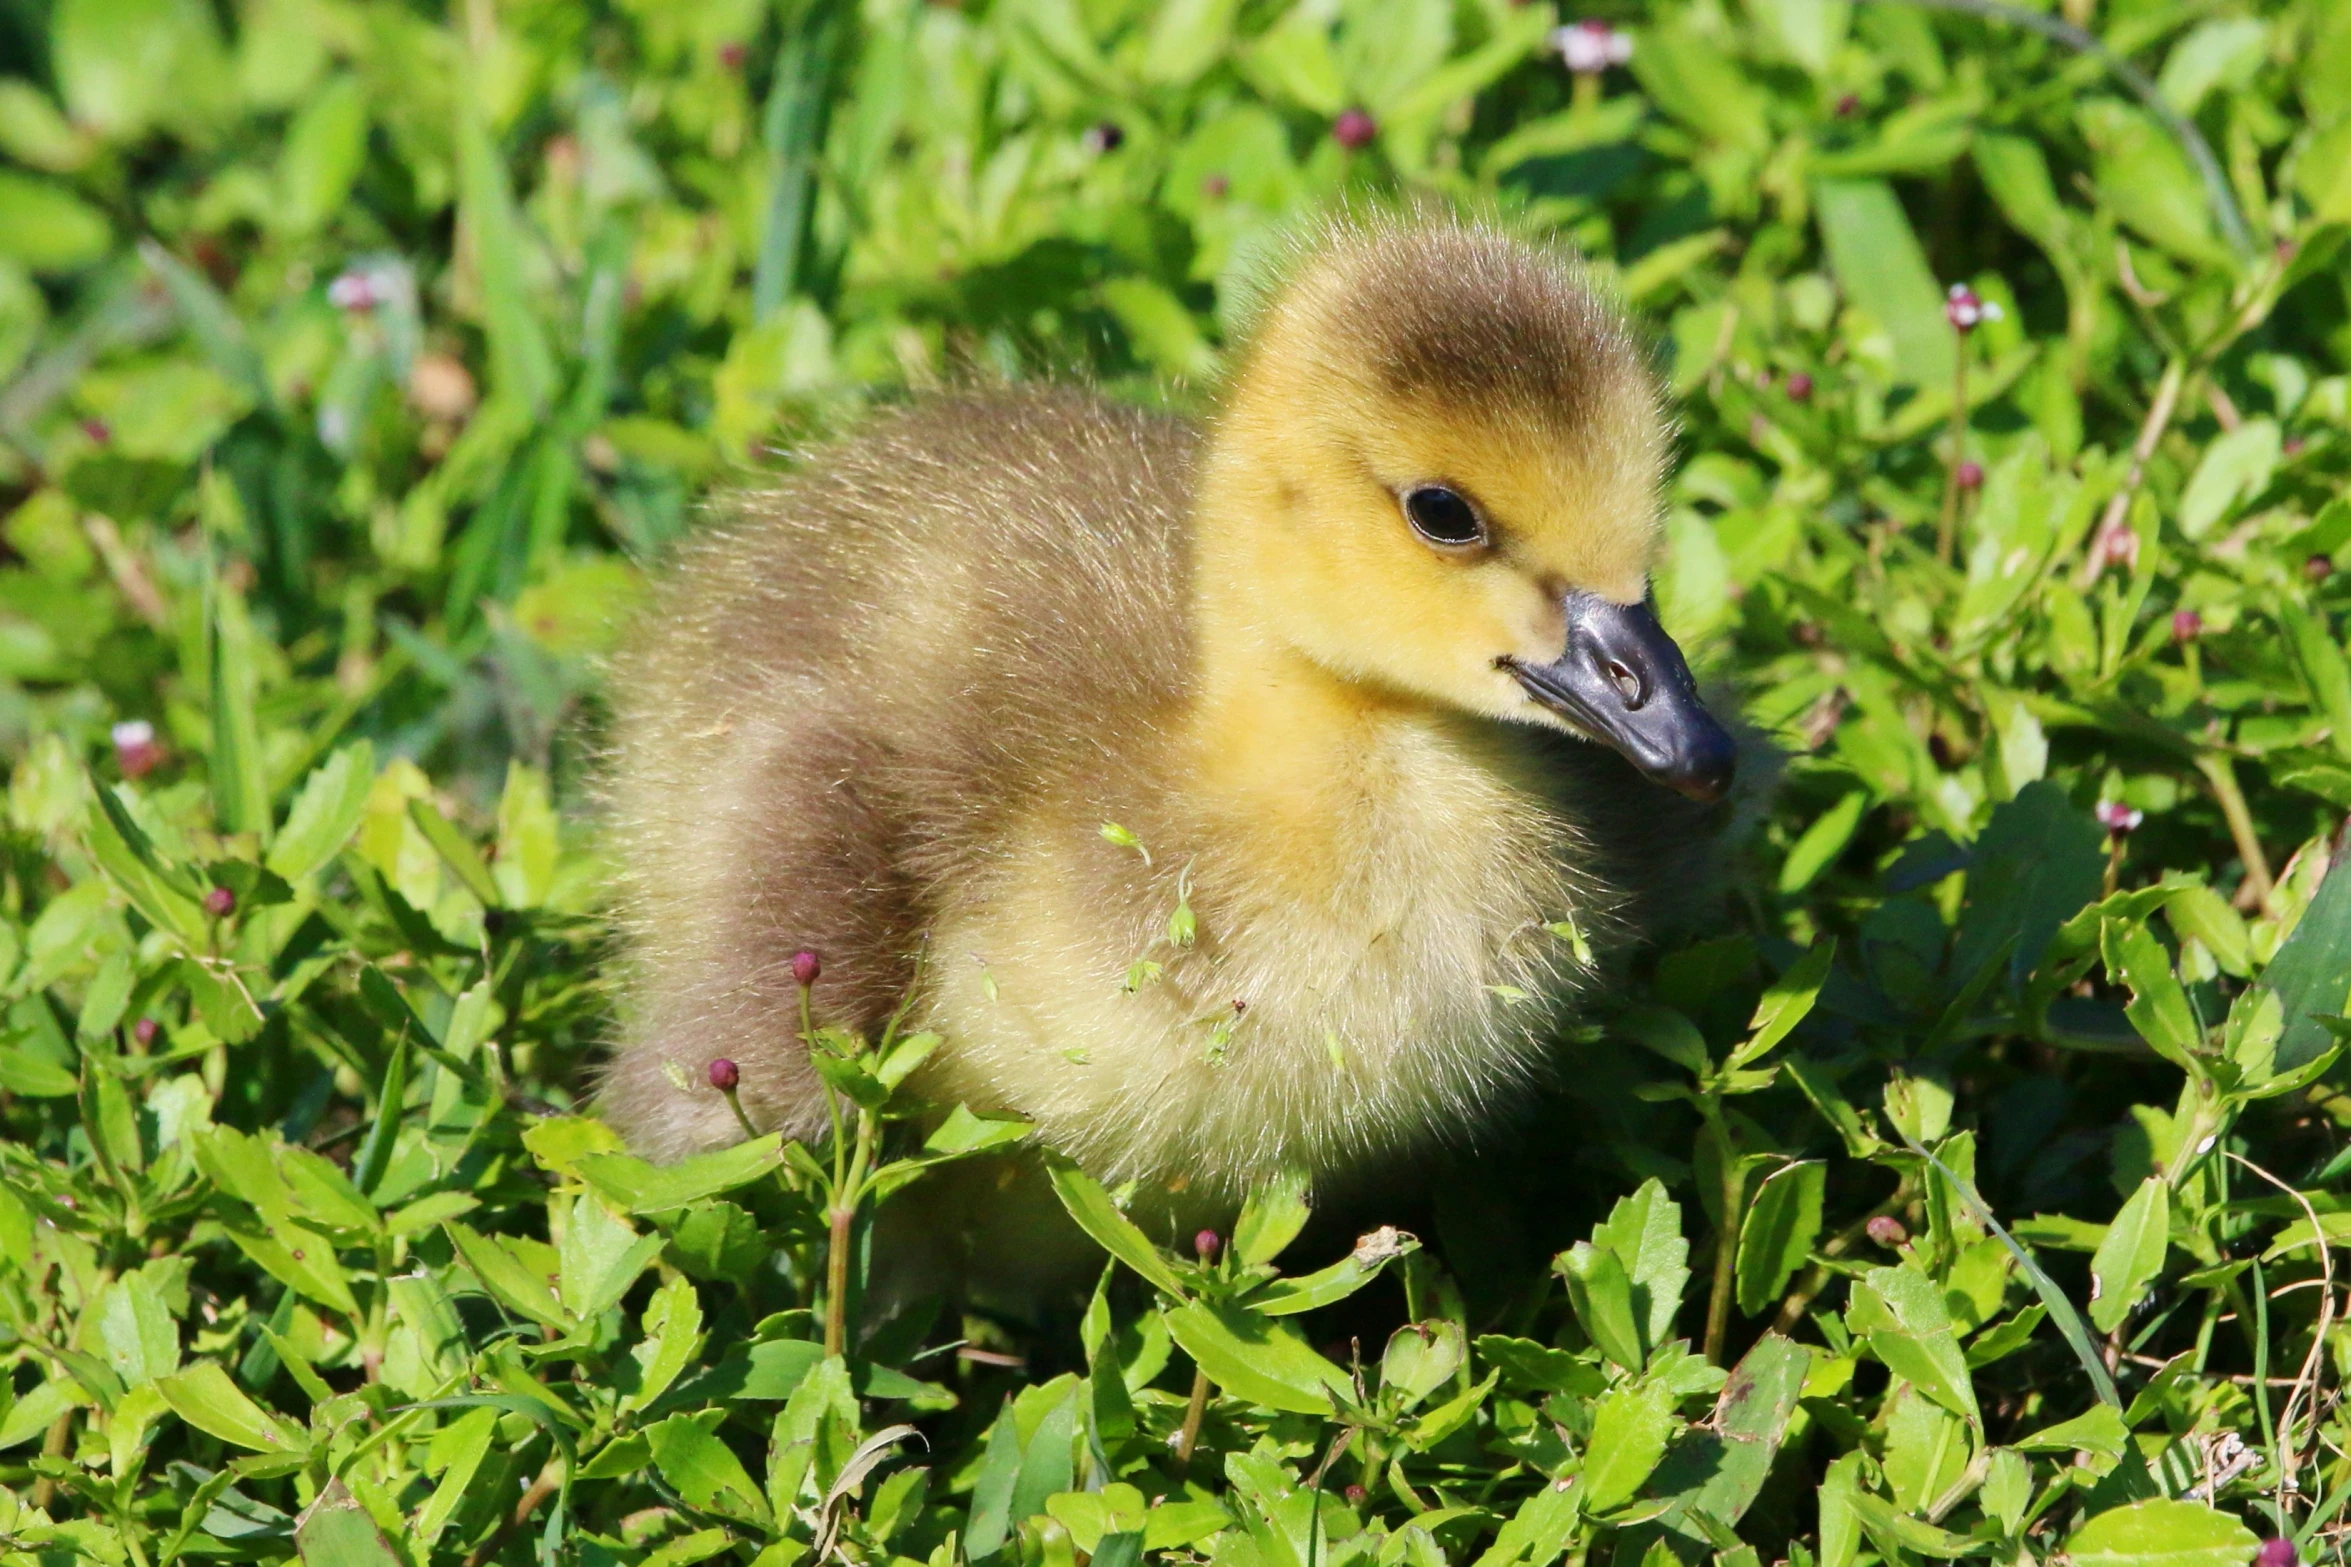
(2256, 839, 2351, 1071)
(2089, 1177, 2169, 1334)
(274, 74, 367, 238)
(156, 1363, 307, 1454)
(1813, 177, 1953, 389)
(444, 1221, 575, 1333)
(1557, 1241, 1645, 1372)
(648, 1408, 773, 1527)
(1233, 1166, 1311, 1266)
(407, 796, 502, 907)
(1730, 939, 1835, 1068)
(0, 172, 109, 272)
(1582, 1379, 1675, 1512)
(267, 744, 374, 883)
(1044, 1155, 1191, 1300)
(921, 1105, 1033, 1157)
(1735, 1160, 1825, 1315)
(1778, 792, 1867, 894)
(575, 1135, 786, 1214)
(1162, 1301, 1349, 1414)
(2064, 1499, 2258, 1567)
(2014, 1403, 2129, 1458)
(1594, 1178, 1689, 1358)
(2102, 919, 2203, 1070)
(294, 1479, 400, 1567)
(1249, 1228, 1418, 1316)
(1644, 1334, 1810, 1538)
(225, 1224, 359, 1319)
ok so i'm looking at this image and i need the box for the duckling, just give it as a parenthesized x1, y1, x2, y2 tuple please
(597, 214, 1740, 1220)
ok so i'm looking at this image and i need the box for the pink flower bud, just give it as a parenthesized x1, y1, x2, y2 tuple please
(132, 1018, 158, 1046)
(1955, 460, 1983, 491)
(717, 40, 746, 70)
(1834, 92, 1860, 117)
(1944, 282, 2002, 334)
(708, 1057, 740, 1092)
(203, 885, 236, 917)
(2285, 435, 2307, 457)
(2257, 1540, 2298, 1567)
(1333, 110, 1376, 150)
(1552, 20, 1632, 74)
(2096, 800, 2144, 836)
(112, 719, 162, 779)
(1194, 1229, 1220, 1262)
(1866, 1215, 1907, 1247)
(792, 950, 822, 987)
(2308, 555, 2333, 583)
(1343, 1484, 1367, 1505)
(1786, 372, 1813, 402)
(2095, 520, 2141, 573)
(2171, 609, 2202, 642)
(80, 419, 109, 445)
(1201, 173, 1229, 200)
(327, 271, 376, 312)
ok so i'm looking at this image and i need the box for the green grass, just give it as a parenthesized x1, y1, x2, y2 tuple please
(1, 0, 2350, 1562)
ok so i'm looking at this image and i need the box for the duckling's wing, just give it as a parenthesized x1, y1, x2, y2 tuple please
(598, 388, 1199, 1159)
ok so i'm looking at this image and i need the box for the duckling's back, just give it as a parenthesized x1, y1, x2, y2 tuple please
(599, 388, 1199, 1160)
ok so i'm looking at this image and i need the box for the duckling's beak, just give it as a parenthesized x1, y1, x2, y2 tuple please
(1499, 592, 1737, 803)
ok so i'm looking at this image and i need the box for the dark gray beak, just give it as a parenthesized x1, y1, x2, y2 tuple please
(1499, 592, 1737, 803)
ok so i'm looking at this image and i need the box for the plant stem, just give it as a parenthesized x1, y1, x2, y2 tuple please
(1173, 1364, 1212, 1473)
(1936, 344, 1969, 565)
(464, 1456, 563, 1567)
(1701, 1101, 1744, 1366)
(2196, 752, 2274, 909)
(1772, 1176, 1918, 1335)
(2074, 358, 2184, 588)
(826, 1197, 853, 1359)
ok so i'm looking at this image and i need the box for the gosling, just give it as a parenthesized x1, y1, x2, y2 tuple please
(598, 215, 1739, 1213)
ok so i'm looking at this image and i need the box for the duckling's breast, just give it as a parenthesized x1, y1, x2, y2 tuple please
(913, 712, 1620, 1202)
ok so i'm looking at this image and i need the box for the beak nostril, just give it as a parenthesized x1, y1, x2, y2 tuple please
(1604, 659, 1644, 708)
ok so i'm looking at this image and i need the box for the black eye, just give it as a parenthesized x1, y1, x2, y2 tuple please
(1402, 485, 1485, 548)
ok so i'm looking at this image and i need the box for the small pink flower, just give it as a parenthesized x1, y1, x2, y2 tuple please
(717, 40, 746, 70)
(203, 885, 236, 917)
(112, 719, 163, 779)
(2285, 435, 2307, 457)
(708, 1057, 740, 1092)
(327, 270, 377, 312)
(1955, 460, 1983, 491)
(80, 418, 109, 445)
(1866, 1215, 1907, 1247)
(1944, 282, 2003, 334)
(2257, 1540, 2298, 1567)
(1332, 109, 1377, 150)
(1786, 372, 1814, 402)
(1194, 1229, 1220, 1262)
(2094, 519, 2141, 573)
(2308, 555, 2333, 583)
(792, 949, 822, 987)
(1343, 1484, 1367, 1505)
(2096, 800, 2144, 836)
(132, 1018, 158, 1046)
(2171, 609, 2203, 642)
(1201, 173, 1229, 200)
(1552, 20, 1633, 74)
(1834, 92, 1860, 117)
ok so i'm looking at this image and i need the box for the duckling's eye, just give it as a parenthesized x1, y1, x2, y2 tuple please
(1402, 485, 1486, 548)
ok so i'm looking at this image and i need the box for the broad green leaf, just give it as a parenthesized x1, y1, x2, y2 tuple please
(1778, 792, 1866, 894)
(1379, 1321, 1465, 1409)
(2089, 1177, 2169, 1334)
(1233, 1166, 1311, 1266)
(2014, 1403, 2129, 1458)
(1593, 1178, 1690, 1356)
(918, 1106, 1030, 1156)
(445, 1221, 575, 1333)
(2102, 920, 2203, 1070)
(294, 1480, 401, 1567)
(407, 796, 501, 907)
(1044, 1156, 1191, 1300)
(226, 1223, 359, 1318)
(1730, 939, 1835, 1067)
(1644, 1334, 1810, 1538)
(1814, 177, 1952, 389)
(1162, 1301, 1348, 1414)
(268, 744, 374, 882)
(1250, 1228, 1418, 1316)
(1735, 1160, 1825, 1315)
(2064, 1498, 2258, 1567)
(1557, 1241, 1645, 1372)
(647, 1408, 773, 1526)
(575, 1134, 786, 1213)
(624, 1276, 704, 1415)
(556, 1191, 664, 1320)
(1581, 1379, 1674, 1512)
(157, 1363, 307, 1454)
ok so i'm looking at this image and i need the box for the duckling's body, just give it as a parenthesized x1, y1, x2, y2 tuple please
(601, 218, 1737, 1215)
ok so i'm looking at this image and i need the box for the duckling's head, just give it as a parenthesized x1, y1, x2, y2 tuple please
(1201, 218, 1735, 802)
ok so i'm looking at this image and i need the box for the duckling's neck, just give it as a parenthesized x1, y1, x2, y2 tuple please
(1181, 443, 1453, 852)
